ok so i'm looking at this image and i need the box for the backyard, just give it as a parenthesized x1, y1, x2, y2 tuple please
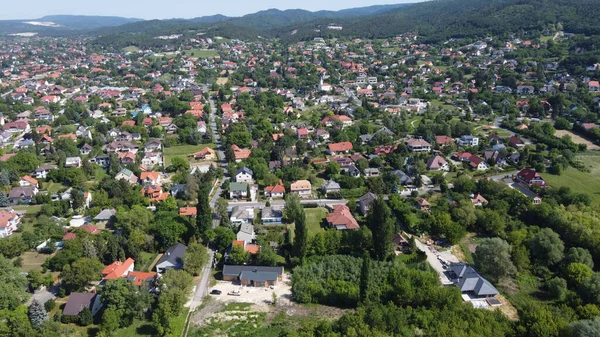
(544, 163, 600, 207)
(182, 49, 219, 58)
(304, 207, 328, 237)
(163, 144, 215, 166)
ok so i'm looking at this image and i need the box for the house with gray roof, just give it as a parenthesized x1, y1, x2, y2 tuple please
(62, 292, 103, 317)
(448, 263, 498, 298)
(230, 206, 254, 226)
(156, 243, 187, 275)
(93, 208, 116, 226)
(321, 180, 341, 194)
(222, 265, 284, 287)
(261, 207, 283, 225)
(236, 223, 256, 243)
(358, 192, 377, 215)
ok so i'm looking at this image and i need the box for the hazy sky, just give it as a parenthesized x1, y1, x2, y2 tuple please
(1, 0, 416, 20)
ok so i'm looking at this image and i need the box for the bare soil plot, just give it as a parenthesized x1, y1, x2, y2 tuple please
(555, 130, 600, 150)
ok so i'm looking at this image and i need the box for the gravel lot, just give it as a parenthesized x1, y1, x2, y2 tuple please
(208, 273, 293, 306)
(415, 240, 460, 285)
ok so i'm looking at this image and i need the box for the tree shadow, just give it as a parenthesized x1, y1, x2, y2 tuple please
(136, 323, 157, 336)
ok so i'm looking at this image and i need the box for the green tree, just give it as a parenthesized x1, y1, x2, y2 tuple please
(183, 242, 209, 276)
(170, 156, 190, 172)
(545, 277, 568, 301)
(214, 226, 236, 252)
(77, 307, 93, 326)
(529, 228, 564, 267)
(367, 198, 393, 261)
(359, 253, 372, 304)
(564, 247, 594, 269)
(570, 317, 600, 337)
(60, 257, 104, 293)
(284, 194, 307, 261)
(0, 256, 29, 310)
(28, 299, 47, 328)
(216, 197, 230, 226)
(196, 181, 213, 242)
(229, 244, 250, 265)
(566, 263, 593, 287)
(473, 238, 516, 283)
(256, 245, 278, 266)
(100, 307, 120, 336)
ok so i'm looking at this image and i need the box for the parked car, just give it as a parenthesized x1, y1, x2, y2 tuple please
(210, 289, 222, 295)
(228, 290, 241, 296)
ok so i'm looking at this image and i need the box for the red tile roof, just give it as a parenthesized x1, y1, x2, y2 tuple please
(328, 142, 353, 153)
(179, 207, 197, 216)
(326, 205, 360, 230)
(102, 258, 135, 280)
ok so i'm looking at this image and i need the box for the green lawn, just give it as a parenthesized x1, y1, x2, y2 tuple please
(544, 166, 600, 206)
(138, 252, 158, 272)
(123, 46, 140, 52)
(183, 49, 219, 58)
(304, 208, 328, 237)
(163, 144, 215, 166)
(13, 204, 42, 215)
(576, 152, 600, 179)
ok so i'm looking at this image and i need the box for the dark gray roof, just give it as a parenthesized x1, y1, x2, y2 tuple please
(8, 186, 36, 199)
(236, 167, 253, 176)
(63, 292, 98, 316)
(157, 243, 187, 268)
(240, 271, 279, 282)
(359, 192, 377, 205)
(94, 208, 116, 221)
(449, 263, 498, 296)
(222, 265, 284, 277)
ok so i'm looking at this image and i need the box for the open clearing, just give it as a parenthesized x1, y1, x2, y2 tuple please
(303, 208, 327, 237)
(555, 129, 600, 150)
(19, 251, 50, 272)
(216, 77, 229, 86)
(183, 49, 219, 58)
(163, 144, 214, 166)
(544, 165, 600, 206)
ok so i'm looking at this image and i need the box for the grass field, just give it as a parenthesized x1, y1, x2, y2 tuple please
(555, 130, 600, 150)
(18, 251, 50, 272)
(183, 49, 219, 58)
(544, 165, 600, 206)
(163, 144, 215, 166)
(304, 208, 327, 237)
(123, 46, 140, 52)
(13, 204, 42, 215)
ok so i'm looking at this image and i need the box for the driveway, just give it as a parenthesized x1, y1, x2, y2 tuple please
(414, 240, 459, 285)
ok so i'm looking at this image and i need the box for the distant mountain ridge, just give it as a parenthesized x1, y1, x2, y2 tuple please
(0, 15, 143, 35)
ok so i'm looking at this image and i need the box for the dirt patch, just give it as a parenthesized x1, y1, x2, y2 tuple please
(216, 77, 229, 86)
(19, 251, 51, 272)
(491, 295, 519, 321)
(555, 130, 600, 150)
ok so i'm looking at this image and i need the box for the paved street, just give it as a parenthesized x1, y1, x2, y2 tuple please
(187, 249, 215, 310)
(226, 198, 349, 211)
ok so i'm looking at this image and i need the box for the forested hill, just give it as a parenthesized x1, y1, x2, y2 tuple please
(87, 0, 600, 49)
(278, 0, 600, 42)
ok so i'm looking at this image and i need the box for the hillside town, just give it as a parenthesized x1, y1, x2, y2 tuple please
(1, 18, 600, 337)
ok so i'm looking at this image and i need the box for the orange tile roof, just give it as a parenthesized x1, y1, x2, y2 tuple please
(126, 271, 157, 286)
(179, 207, 197, 216)
(328, 142, 353, 153)
(140, 172, 160, 181)
(326, 205, 360, 230)
(102, 258, 135, 280)
(0, 210, 17, 229)
(21, 175, 38, 185)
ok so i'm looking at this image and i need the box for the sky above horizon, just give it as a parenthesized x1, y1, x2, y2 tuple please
(0, 0, 416, 20)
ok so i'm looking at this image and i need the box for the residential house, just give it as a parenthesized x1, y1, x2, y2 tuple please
(141, 184, 168, 202)
(65, 157, 82, 168)
(230, 206, 255, 226)
(91, 155, 110, 168)
(508, 136, 525, 148)
(588, 81, 600, 92)
(102, 258, 135, 281)
(235, 167, 254, 183)
(358, 192, 377, 215)
(63, 293, 103, 318)
(326, 205, 360, 230)
(236, 223, 256, 243)
(79, 144, 93, 155)
(471, 194, 488, 207)
(140, 172, 161, 185)
(392, 233, 410, 253)
(261, 207, 283, 225)
(321, 180, 341, 195)
(156, 243, 187, 275)
(427, 156, 449, 171)
(126, 271, 157, 287)
(31, 164, 57, 179)
(143, 139, 162, 152)
(93, 208, 116, 226)
(232, 145, 251, 162)
(179, 207, 197, 217)
(19, 175, 38, 188)
(141, 152, 162, 170)
(189, 147, 215, 160)
(406, 138, 431, 152)
(8, 186, 37, 204)
(449, 263, 499, 298)
(436, 135, 454, 147)
(456, 135, 479, 147)
(327, 141, 353, 155)
(170, 184, 186, 198)
(0, 210, 21, 238)
(416, 198, 431, 211)
(229, 182, 249, 199)
(222, 265, 284, 287)
(516, 168, 546, 187)
(118, 152, 136, 165)
(364, 168, 380, 177)
(264, 180, 285, 198)
(115, 169, 139, 184)
(290, 180, 312, 198)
